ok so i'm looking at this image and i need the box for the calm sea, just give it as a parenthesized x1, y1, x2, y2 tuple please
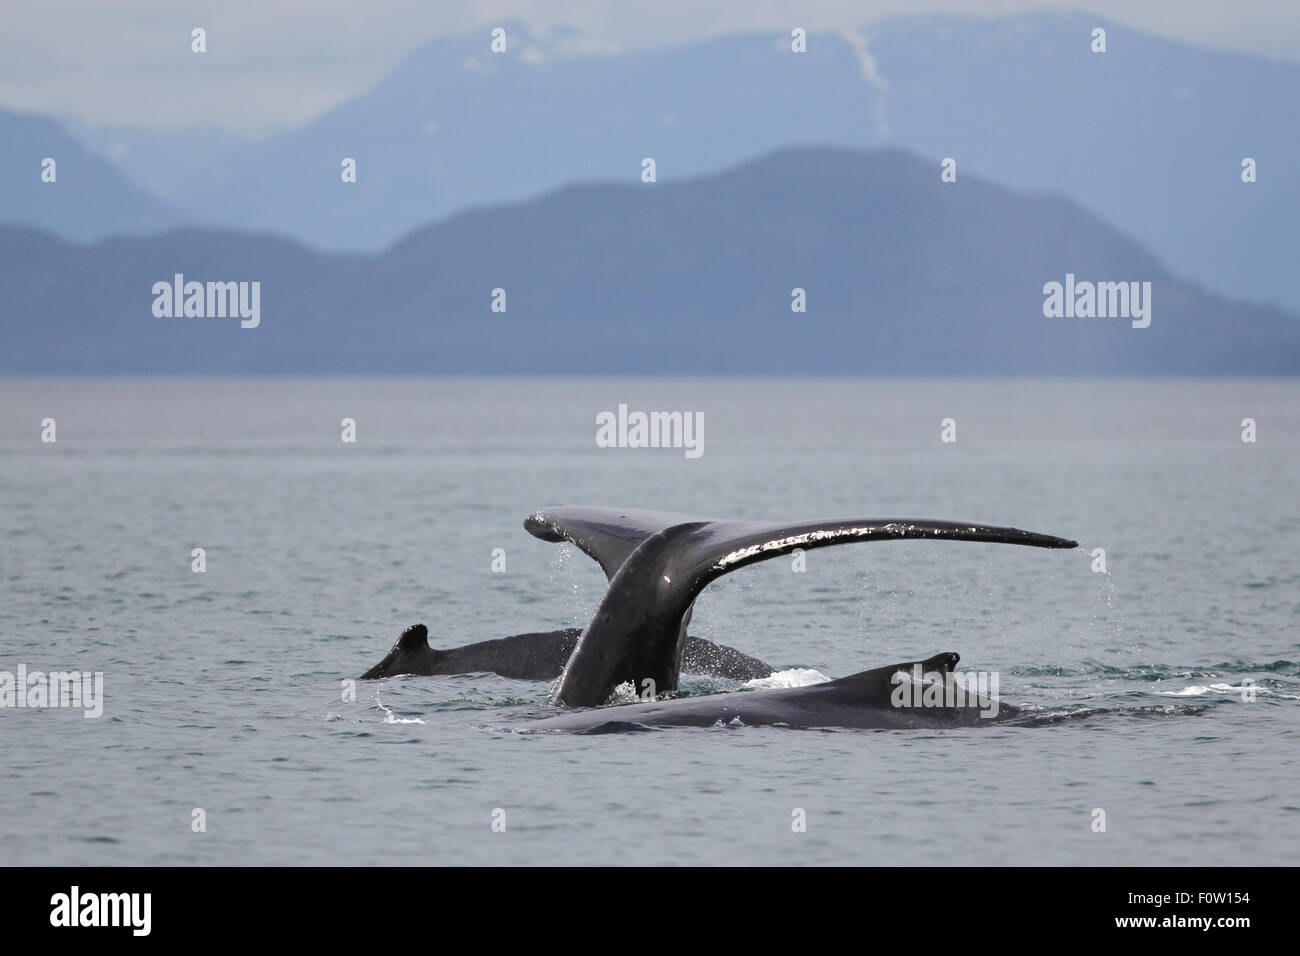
(1, 378, 1297, 865)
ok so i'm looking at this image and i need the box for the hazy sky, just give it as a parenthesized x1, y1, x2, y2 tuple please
(2, 0, 1297, 133)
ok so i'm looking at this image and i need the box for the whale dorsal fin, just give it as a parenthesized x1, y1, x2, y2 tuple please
(528, 507, 1077, 707)
(824, 651, 962, 690)
(397, 623, 429, 650)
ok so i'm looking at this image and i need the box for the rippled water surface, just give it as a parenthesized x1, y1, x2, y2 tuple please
(1, 378, 1297, 865)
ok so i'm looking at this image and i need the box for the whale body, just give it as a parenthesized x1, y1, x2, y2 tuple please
(522, 652, 1018, 732)
(359, 624, 773, 682)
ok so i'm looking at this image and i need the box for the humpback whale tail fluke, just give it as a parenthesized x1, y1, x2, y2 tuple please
(526, 507, 1077, 707)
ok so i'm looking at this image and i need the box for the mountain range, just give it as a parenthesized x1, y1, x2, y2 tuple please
(0, 108, 183, 241)
(9, 11, 1296, 314)
(3, 147, 1295, 374)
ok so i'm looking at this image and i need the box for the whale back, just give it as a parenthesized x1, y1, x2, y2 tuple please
(523, 651, 1016, 731)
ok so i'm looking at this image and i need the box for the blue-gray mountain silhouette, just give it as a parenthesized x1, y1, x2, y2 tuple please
(156, 13, 1299, 312)
(1, 147, 1295, 374)
(0, 108, 182, 241)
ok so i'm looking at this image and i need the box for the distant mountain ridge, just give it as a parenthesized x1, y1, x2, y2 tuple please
(0, 108, 184, 241)
(2, 147, 1295, 375)
(22, 11, 1300, 314)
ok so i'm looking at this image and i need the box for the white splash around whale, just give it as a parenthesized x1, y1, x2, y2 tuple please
(744, 668, 829, 689)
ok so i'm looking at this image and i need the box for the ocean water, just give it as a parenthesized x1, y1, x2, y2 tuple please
(1, 377, 1297, 866)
